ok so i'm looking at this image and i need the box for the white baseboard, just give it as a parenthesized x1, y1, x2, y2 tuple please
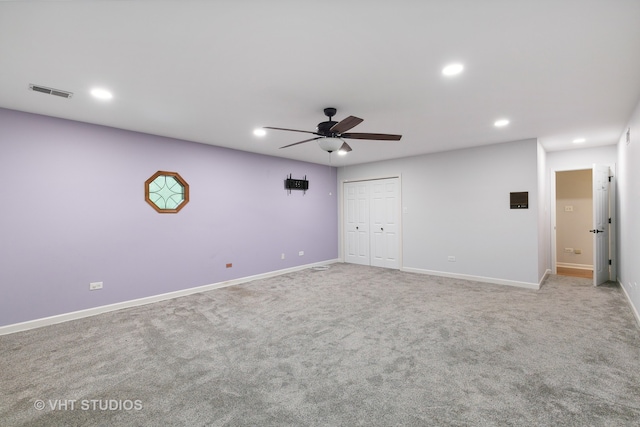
(619, 279, 640, 329)
(0, 259, 341, 336)
(539, 269, 551, 287)
(556, 262, 593, 271)
(400, 267, 541, 290)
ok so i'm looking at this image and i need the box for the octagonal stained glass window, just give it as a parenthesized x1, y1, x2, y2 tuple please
(145, 171, 189, 213)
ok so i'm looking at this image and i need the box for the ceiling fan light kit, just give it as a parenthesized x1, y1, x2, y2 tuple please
(264, 107, 402, 153)
(318, 137, 343, 153)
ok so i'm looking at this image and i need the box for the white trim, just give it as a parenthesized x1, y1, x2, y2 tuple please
(400, 267, 541, 290)
(0, 259, 340, 336)
(342, 174, 401, 183)
(540, 269, 551, 287)
(608, 165, 617, 281)
(619, 279, 640, 329)
(556, 262, 594, 271)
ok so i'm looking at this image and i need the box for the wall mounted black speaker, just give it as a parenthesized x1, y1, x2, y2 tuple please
(510, 191, 528, 209)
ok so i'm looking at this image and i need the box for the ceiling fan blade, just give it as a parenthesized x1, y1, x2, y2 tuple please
(341, 132, 402, 141)
(330, 116, 363, 134)
(279, 136, 322, 149)
(339, 142, 352, 152)
(264, 126, 319, 135)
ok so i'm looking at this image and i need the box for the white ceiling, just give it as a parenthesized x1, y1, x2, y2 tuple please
(1, 0, 639, 166)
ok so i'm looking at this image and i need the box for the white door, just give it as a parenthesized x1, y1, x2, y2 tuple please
(592, 164, 610, 286)
(344, 182, 370, 265)
(343, 178, 400, 269)
(370, 179, 399, 269)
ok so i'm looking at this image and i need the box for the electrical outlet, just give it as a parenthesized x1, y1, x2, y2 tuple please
(299, 251, 304, 256)
(564, 248, 573, 253)
(574, 249, 582, 254)
(564, 205, 573, 212)
(448, 256, 456, 262)
(89, 282, 103, 291)
(281, 253, 285, 260)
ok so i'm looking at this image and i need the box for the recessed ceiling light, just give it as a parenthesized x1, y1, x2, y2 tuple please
(253, 128, 267, 137)
(494, 119, 509, 127)
(90, 88, 113, 100)
(573, 138, 586, 144)
(442, 63, 464, 76)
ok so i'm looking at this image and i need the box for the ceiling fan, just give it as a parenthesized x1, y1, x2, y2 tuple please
(264, 107, 402, 153)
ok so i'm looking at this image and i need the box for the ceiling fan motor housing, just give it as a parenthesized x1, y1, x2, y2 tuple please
(317, 120, 339, 136)
(317, 107, 339, 136)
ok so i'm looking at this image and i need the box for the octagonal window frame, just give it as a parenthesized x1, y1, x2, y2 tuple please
(144, 170, 190, 214)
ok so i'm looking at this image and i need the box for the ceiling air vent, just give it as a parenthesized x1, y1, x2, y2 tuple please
(29, 84, 73, 99)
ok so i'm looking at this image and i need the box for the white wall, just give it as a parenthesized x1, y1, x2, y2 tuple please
(617, 97, 640, 323)
(338, 139, 542, 287)
(547, 145, 617, 171)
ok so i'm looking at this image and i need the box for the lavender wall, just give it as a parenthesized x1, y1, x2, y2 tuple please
(0, 108, 338, 326)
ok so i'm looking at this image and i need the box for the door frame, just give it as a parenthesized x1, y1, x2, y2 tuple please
(550, 165, 616, 282)
(339, 175, 403, 269)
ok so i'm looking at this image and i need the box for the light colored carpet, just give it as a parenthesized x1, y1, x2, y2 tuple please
(1, 263, 639, 426)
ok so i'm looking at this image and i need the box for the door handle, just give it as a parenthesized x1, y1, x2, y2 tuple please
(381, 227, 384, 231)
(356, 226, 359, 230)
(589, 229, 604, 234)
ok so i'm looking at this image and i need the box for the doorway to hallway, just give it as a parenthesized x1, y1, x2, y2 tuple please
(554, 165, 613, 285)
(555, 169, 593, 278)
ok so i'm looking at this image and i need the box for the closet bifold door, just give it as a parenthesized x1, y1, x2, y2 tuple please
(344, 181, 370, 266)
(344, 178, 400, 269)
